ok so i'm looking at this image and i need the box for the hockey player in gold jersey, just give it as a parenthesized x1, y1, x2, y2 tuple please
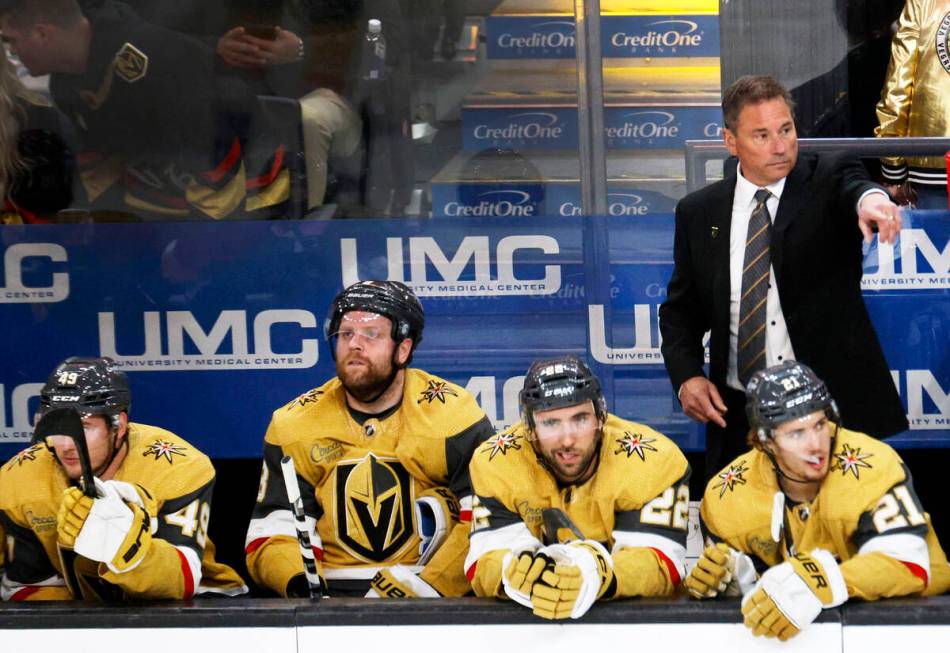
(0, 357, 246, 601)
(686, 361, 950, 640)
(466, 356, 691, 619)
(245, 280, 494, 598)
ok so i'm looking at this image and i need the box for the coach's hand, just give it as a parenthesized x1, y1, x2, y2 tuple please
(679, 377, 727, 428)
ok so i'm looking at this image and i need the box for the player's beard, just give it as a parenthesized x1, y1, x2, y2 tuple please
(337, 353, 397, 403)
(538, 435, 601, 485)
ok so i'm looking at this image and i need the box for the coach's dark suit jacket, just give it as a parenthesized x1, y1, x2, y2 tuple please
(659, 152, 908, 438)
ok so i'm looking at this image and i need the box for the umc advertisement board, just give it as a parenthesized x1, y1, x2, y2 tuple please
(0, 213, 947, 462)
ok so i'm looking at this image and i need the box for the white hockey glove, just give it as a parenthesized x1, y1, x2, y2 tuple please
(530, 540, 615, 620)
(365, 564, 441, 598)
(741, 549, 848, 641)
(62, 478, 156, 574)
(685, 543, 758, 599)
(414, 486, 460, 565)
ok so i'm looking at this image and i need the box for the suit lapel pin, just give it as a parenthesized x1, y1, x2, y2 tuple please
(710, 225, 720, 239)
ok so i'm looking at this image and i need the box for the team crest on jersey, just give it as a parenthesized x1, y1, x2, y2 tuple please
(713, 461, 749, 498)
(937, 12, 950, 74)
(114, 43, 148, 82)
(481, 432, 522, 460)
(417, 380, 458, 404)
(5, 444, 42, 469)
(143, 439, 187, 464)
(831, 443, 873, 479)
(614, 432, 658, 461)
(288, 389, 324, 411)
(334, 453, 414, 563)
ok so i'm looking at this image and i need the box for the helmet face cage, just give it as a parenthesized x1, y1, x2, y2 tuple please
(520, 356, 606, 432)
(38, 357, 131, 419)
(745, 361, 839, 441)
(325, 281, 425, 362)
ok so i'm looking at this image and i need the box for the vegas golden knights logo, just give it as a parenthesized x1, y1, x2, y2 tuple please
(334, 453, 414, 562)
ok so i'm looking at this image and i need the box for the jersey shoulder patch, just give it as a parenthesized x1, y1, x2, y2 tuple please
(122, 424, 214, 499)
(602, 418, 689, 503)
(0, 444, 60, 512)
(822, 429, 907, 516)
(402, 369, 488, 437)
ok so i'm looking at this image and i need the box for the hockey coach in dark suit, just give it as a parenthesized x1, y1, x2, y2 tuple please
(659, 74, 908, 478)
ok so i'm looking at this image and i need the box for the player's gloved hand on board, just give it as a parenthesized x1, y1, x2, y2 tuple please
(285, 562, 327, 598)
(741, 549, 848, 641)
(365, 564, 441, 598)
(685, 542, 758, 599)
(530, 540, 616, 620)
(504, 550, 553, 597)
(58, 478, 157, 574)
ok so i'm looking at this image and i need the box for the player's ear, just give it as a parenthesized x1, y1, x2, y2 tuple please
(115, 412, 129, 442)
(394, 338, 412, 366)
(723, 127, 738, 156)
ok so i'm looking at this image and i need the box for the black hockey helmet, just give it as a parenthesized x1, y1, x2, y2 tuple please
(325, 280, 425, 360)
(745, 361, 839, 441)
(38, 357, 131, 418)
(520, 356, 606, 430)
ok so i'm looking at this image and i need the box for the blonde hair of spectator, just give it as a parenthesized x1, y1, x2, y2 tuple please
(0, 44, 48, 198)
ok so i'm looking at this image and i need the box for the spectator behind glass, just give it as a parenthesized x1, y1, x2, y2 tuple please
(0, 0, 290, 221)
(114, 0, 363, 213)
(0, 43, 73, 223)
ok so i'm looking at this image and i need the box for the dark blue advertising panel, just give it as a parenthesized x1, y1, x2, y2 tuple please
(1, 212, 947, 463)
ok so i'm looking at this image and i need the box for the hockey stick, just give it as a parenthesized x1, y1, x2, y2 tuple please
(280, 455, 325, 599)
(542, 507, 585, 544)
(34, 407, 96, 498)
(33, 407, 96, 597)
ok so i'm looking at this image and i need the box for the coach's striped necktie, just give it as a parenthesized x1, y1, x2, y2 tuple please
(737, 188, 773, 387)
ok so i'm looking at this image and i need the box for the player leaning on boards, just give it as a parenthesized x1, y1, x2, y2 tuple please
(466, 356, 690, 619)
(0, 357, 246, 600)
(245, 280, 495, 597)
(685, 361, 950, 640)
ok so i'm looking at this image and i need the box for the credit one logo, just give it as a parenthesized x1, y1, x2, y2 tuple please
(610, 20, 703, 51)
(340, 235, 562, 297)
(588, 304, 711, 365)
(0, 382, 43, 442)
(605, 111, 680, 142)
(0, 243, 69, 303)
(496, 21, 576, 51)
(471, 112, 565, 143)
(98, 309, 319, 370)
(862, 229, 950, 290)
(464, 375, 525, 431)
(443, 190, 537, 217)
(559, 192, 651, 216)
(899, 370, 950, 429)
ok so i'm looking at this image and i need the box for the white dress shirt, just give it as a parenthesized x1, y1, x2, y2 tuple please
(726, 166, 796, 391)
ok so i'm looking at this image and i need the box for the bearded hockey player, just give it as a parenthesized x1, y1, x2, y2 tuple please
(465, 356, 690, 619)
(0, 357, 247, 600)
(686, 361, 950, 641)
(245, 280, 494, 597)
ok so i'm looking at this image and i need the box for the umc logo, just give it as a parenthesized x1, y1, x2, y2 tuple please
(496, 21, 576, 51)
(340, 235, 562, 297)
(0, 243, 69, 303)
(443, 190, 538, 217)
(589, 304, 664, 365)
(0, 382, 43, 442)
(862, 229, 950, 290)
(98, 309, 319, 370)
(464, 375, 525, 430)
(900, 370, 950, 429)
